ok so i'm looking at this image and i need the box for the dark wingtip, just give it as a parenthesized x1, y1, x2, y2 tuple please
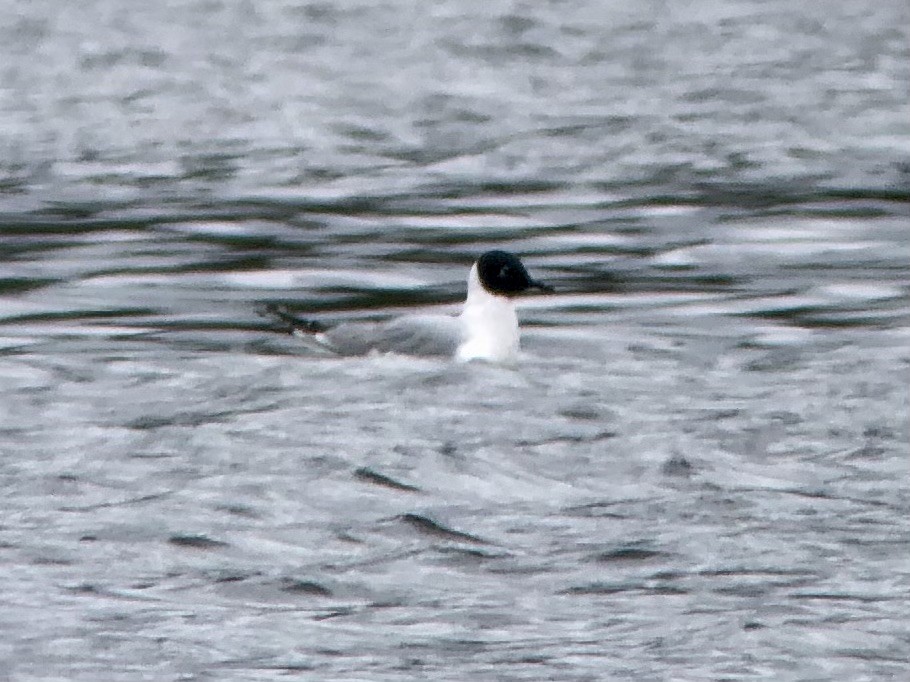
(260, 303, 327, 334)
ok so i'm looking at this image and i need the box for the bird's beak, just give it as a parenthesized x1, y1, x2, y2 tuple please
(530, 279, 554, 293)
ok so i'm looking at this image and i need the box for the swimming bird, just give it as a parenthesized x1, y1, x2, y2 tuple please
(266, 250, 552, 362)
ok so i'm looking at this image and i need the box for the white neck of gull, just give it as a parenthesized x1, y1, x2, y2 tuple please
(455, 263, 520, 363)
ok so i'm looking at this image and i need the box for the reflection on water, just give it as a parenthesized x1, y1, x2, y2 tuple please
(1, 0, 908, 679)
(1, 187, 907, 352)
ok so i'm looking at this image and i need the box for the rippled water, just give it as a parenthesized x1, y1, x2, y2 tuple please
(1, 0, 909, 679)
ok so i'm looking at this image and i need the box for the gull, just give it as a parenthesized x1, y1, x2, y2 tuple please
(266, 250, 552, 362)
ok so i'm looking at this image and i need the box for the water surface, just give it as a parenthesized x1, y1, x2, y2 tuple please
(1, 0, 908, 679)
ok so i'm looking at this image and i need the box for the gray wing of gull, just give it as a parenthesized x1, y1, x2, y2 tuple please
(319, 314, 464, 357)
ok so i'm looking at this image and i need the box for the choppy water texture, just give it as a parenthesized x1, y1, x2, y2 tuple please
(1, 0, 909, 680)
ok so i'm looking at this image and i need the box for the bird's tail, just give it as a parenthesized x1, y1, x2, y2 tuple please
(260, 303, 327, 335)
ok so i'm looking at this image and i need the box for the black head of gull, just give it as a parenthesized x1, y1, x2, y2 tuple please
(475, 250, 553, 297)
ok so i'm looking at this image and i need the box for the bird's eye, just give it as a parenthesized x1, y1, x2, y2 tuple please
(499, 267, 510, 279)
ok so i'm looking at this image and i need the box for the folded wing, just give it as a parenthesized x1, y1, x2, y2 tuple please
(320, 314, 463, 357)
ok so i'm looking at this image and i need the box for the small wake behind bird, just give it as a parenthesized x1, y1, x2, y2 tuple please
(263, 250, 553, 362)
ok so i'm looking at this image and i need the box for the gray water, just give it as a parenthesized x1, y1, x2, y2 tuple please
(1, 1, 909, 680)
